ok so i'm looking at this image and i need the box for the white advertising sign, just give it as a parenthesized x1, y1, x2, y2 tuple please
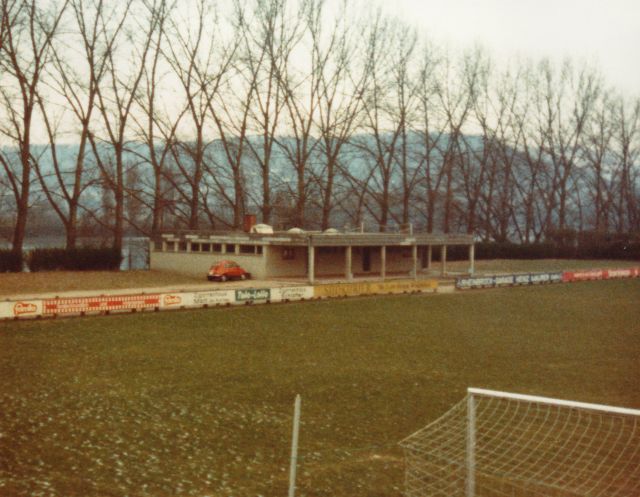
(271, 286, 314, 302)
(0, 300, 43, 319)
(160, 290, 235, 309)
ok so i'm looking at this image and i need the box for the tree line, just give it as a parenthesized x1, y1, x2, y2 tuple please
(1, 0, 639, 254)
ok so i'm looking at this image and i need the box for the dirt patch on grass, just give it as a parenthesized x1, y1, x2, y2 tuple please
(0, 270, 203, 298)
(1, 259, 637, 299)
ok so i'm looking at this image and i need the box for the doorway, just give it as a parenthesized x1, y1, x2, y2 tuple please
(362, 247, 371, 272)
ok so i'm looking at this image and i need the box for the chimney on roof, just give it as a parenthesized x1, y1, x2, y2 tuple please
(243, 214, 257, 233)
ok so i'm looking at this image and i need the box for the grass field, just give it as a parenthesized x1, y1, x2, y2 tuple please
(1, 279, 639, 497)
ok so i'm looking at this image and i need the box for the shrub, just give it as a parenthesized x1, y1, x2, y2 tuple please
(0, 249, 23, 272)
(449, 233, 640, 262)
(27, 247, 122, 272)
(574, 231, 640, 260)
(444, 242, 557, 261)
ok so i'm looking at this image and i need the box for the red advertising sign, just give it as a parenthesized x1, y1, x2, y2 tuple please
(563, 267, 640, 282)
(13, 302, 39, 316)
(43, 294, 161, 315)
(574, 270, 605, 281)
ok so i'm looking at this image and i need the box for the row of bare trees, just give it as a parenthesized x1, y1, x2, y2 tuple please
(1, 0, 639, 254)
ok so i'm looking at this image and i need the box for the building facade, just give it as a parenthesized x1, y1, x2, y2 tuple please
(150, 229, 475, 283)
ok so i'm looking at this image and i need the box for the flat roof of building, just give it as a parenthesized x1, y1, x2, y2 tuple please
(155, 230, 474, 247)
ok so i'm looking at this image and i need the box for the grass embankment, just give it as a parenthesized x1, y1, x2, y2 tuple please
(1, 279, 639, 496)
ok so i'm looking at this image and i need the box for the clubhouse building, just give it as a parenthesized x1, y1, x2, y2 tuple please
(150, 222, 476, 284)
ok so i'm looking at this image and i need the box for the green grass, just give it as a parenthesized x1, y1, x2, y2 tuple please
(1, 280, 639, 496)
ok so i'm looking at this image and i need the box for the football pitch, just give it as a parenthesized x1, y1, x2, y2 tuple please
(1, 279, 639, 497)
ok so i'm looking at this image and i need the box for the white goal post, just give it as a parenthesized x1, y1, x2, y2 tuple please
(400, 388, 640, 497)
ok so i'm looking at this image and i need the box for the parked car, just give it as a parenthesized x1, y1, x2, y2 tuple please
(207, 260, 251, 282)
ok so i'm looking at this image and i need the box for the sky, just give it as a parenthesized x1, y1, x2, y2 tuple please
(379, 0, 640, 96)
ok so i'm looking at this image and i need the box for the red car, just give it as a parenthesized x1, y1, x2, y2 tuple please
(207, 260, 251, 282)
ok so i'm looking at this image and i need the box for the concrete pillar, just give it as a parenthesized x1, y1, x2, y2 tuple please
(441, 245, 447, 276)
(469, 244, 475, 275)
(308, 244, 315, 285)
(174, 241, 178, 252)
(187, 241, 192, 252)
(221, 243, 226, 254)
(427, 245, 432, 270)
(345, 246, 353, 281)
(380, 246, 386, 280)
(411, 244, 418, 279)
(162, 240, 167, 252)
(234, 244, 240, 255)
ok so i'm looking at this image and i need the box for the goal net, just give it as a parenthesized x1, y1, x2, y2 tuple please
(400, 388, 640, 497)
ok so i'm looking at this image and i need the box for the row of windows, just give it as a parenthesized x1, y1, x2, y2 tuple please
(316, 246, 413, 257)
(160, 243, 423, 259)
(163, 241, 263, 255)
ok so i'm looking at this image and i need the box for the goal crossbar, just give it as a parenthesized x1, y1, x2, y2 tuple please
(468, 388, 640, 417)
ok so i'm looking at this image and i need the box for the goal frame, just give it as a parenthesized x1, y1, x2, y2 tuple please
(464, 387, 640, 497)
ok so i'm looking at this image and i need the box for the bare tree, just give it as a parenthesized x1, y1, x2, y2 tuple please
(88, 0, 161, 252)
(434, 47, 475, 233)
(611, 95, 640, 232)
(470, 60, 526, 241)
(413, 41, 447, 233)
(535, 60, 600, 236)
(0, 0, 67, 253)
(33, 0, 132, 248)
(163, 0, 236, 229)
(388, 27, 421, 228)
(274, 0, 326, 228)
(130, 0, 178, 234)
(581, 89, 615, 232)
(489, 67, 529, 242)
(205, 10, 250, 229)
(238, 0, 302, 225)
(309, 2, 370, 229)
(0, 0, 13, 51)
(354, 16, 405, 232)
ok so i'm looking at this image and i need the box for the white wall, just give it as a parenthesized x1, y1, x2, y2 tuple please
(263, 246, 308, 277)
(150, 251, 268, 279)
(151, 244, 425, 280)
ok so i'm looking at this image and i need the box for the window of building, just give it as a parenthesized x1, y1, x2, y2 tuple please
(178, 242, 187, 252)
(201, 243, 211, 252)
(256, 245, 263, 255)
(192, 243, 201, 252)
(239, 244, 255, 254)
(212, 244, 222, 253)
(166, 241, 175, 252)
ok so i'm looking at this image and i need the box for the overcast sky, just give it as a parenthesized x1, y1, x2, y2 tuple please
(379, 0, 639, 96)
